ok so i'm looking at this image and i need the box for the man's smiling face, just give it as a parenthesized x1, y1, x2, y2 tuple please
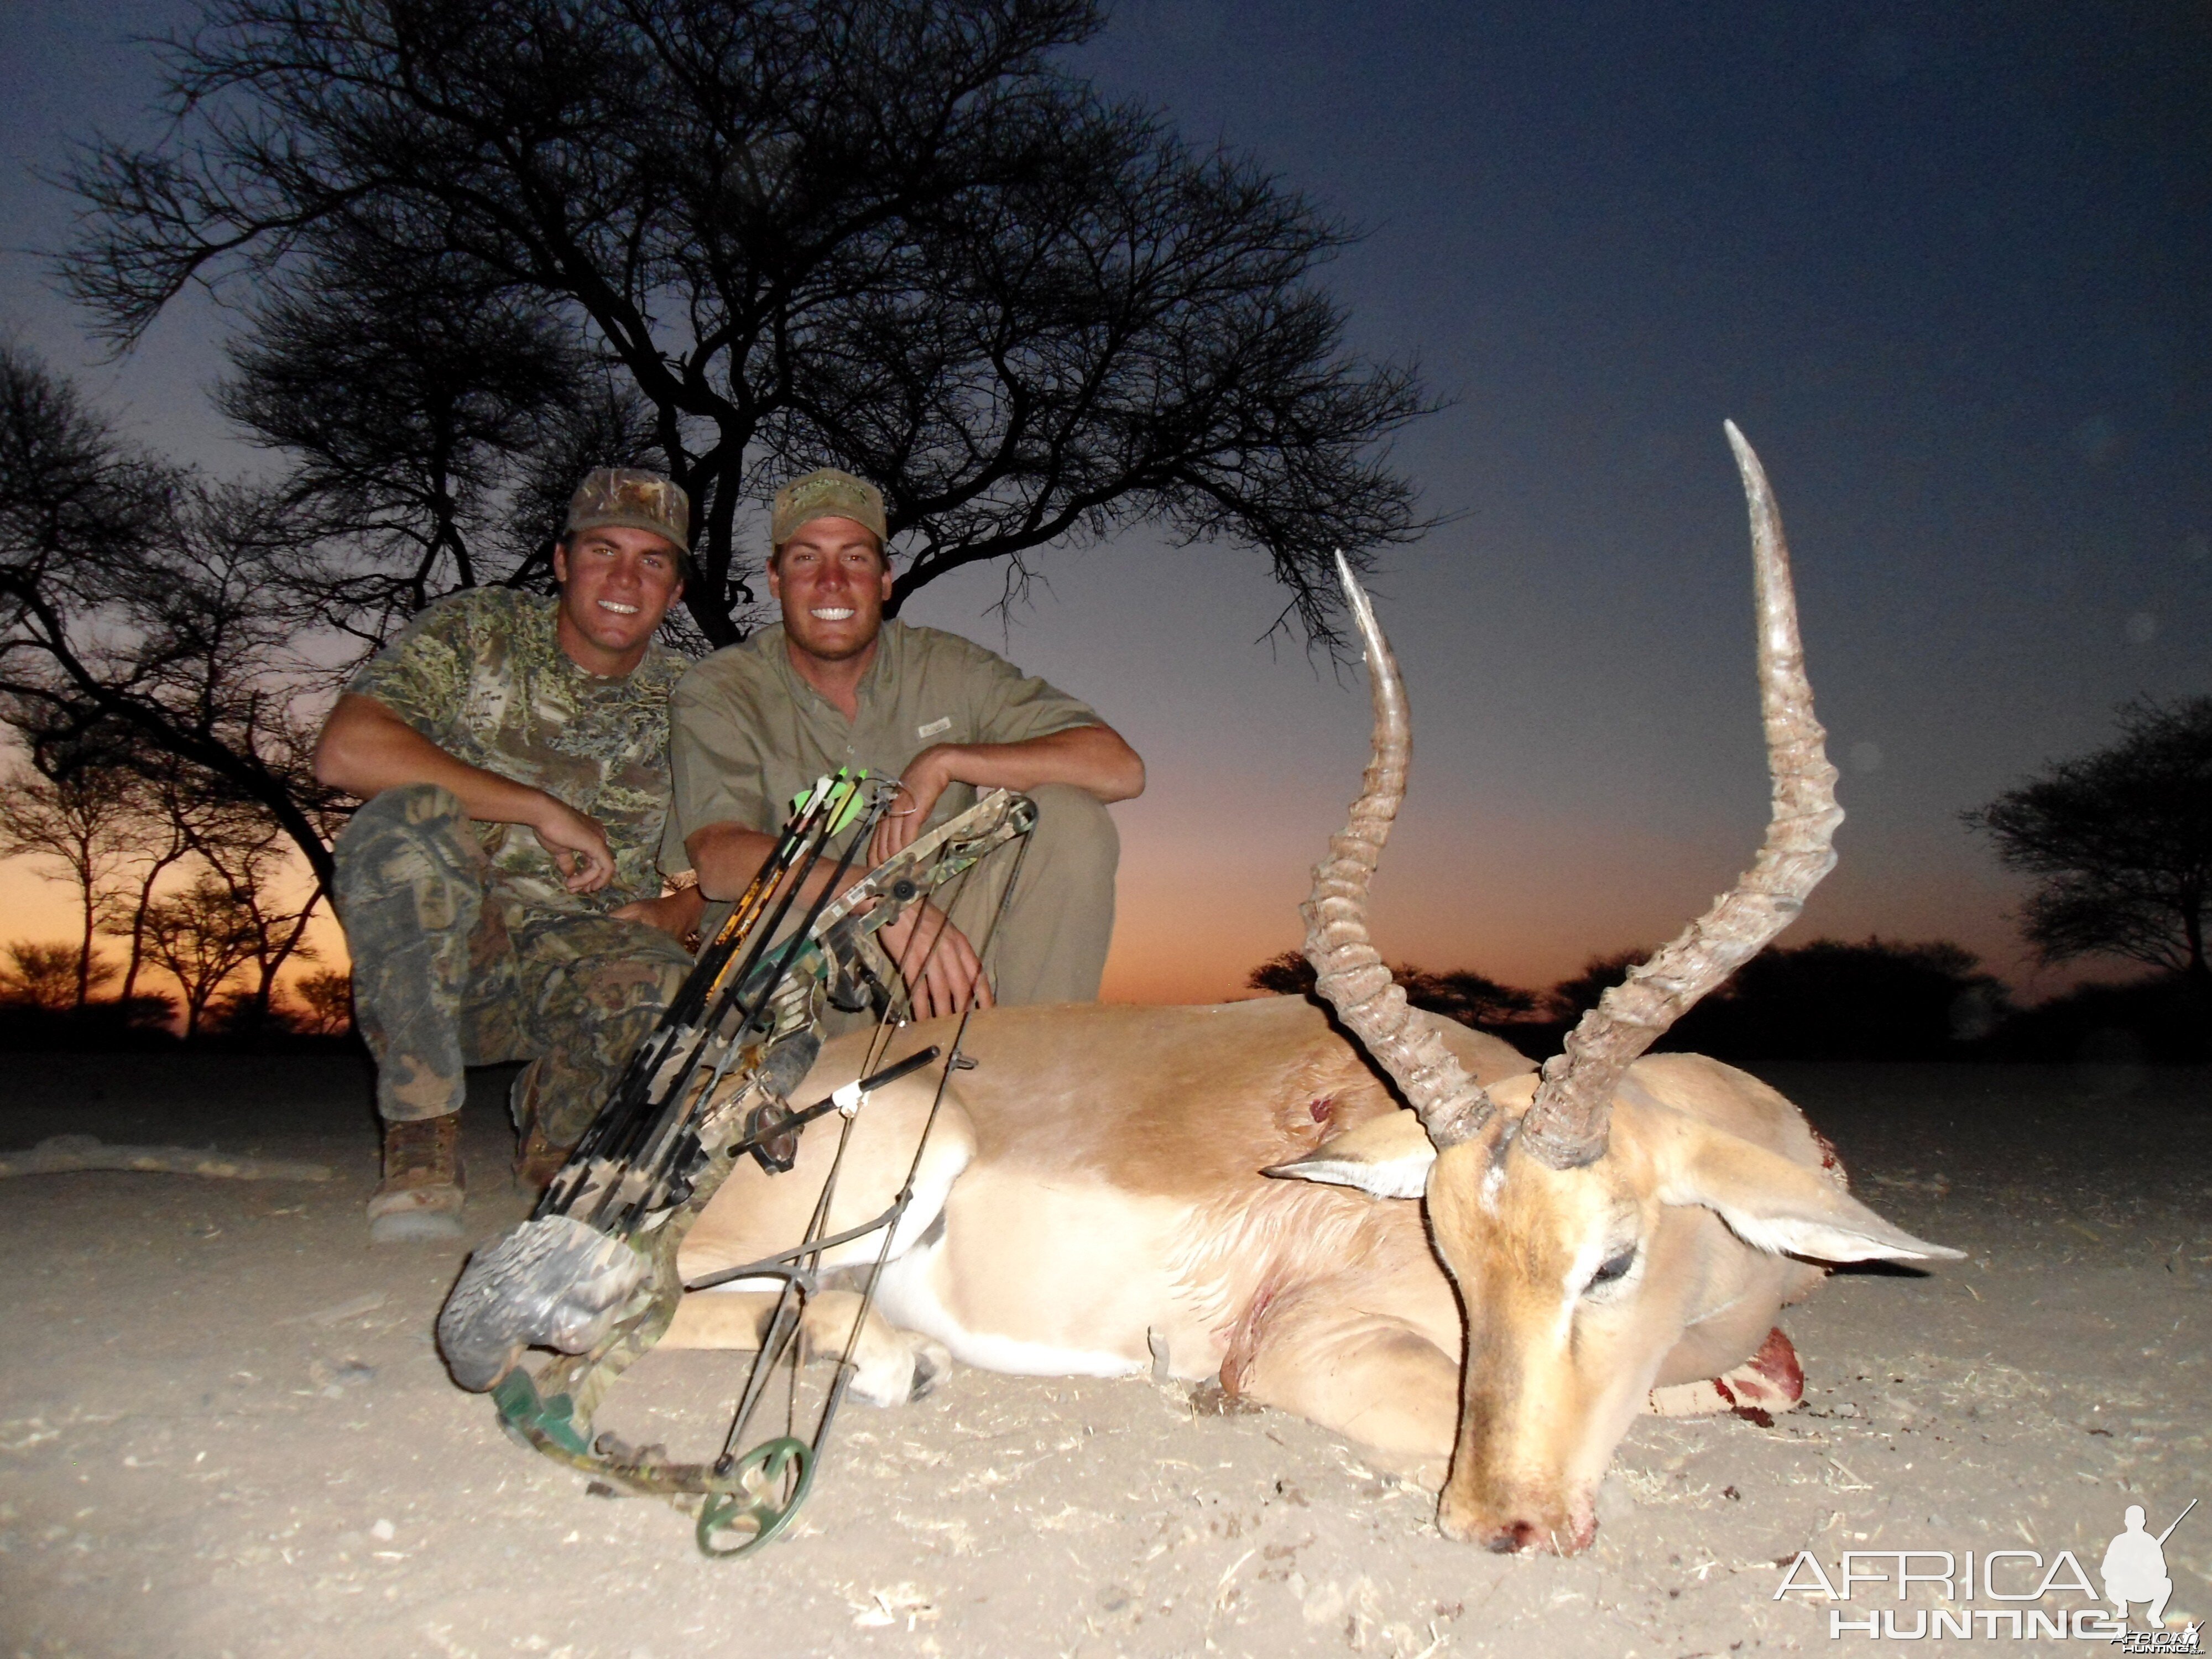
(553, 525, 685, 674)
(770, 515, 893, 667)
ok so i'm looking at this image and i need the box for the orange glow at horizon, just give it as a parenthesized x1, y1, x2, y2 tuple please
(1, 776, 2057, 1013)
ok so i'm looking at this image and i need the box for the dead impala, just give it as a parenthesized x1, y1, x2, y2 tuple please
(659, 425, 1961, 1553)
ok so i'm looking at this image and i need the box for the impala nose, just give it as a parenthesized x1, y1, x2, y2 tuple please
(1485, 1520, 1544, 1554)
(1439, 1494, 1599, 1554)
(1438, 1498, 1547, 1552)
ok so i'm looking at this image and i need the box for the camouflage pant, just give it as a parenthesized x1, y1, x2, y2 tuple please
(332, 785, 693, 1143)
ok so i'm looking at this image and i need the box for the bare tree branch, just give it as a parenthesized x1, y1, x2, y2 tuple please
(60, 0, 1435, 651)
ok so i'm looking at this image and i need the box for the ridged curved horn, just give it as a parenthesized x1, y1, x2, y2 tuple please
(1519, 424, 1843, 1170)
(1302, 551, 1496, 1150)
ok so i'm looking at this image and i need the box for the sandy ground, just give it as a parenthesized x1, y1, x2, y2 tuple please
(1, 1051, 2206, 1659)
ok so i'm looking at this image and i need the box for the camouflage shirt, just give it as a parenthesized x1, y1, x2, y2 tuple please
(346, 588, 688, 912)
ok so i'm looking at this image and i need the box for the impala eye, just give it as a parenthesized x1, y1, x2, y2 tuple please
(1588, 1248, 1637, 1290)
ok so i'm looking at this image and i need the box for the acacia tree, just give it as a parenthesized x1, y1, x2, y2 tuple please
(1545, 950, 1650, 1023)
(1, 347, 348, 884)
(1670, 937, 2011, 1062)
(137, 872, 264, 1037)
(0, 759, 139, 1007)
(1247, 951, 1538, 1031)
(97, 754, 196, 1005)
(1966, 697, 2212, 984)
(290, 967, 354, 1036)
(87, 804, 320, 1036)
(176, 797, 325, 1028)
(215, 221, 635, 648)
(0, 941, 118, 1011)
(65, 0, 1431, 649)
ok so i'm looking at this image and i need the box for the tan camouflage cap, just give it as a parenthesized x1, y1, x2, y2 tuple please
(564, 468, 691, 565)
(771, 466, 887, 550)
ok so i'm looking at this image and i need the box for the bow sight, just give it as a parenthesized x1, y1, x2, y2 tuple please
(435, 771, 1036, 1554)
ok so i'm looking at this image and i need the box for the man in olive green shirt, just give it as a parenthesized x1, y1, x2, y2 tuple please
(670, 468, 1144, 1017)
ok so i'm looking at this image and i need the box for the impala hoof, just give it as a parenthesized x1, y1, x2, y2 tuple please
(907, 1339, 952, 1402)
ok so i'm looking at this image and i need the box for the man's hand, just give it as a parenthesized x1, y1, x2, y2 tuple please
(532, 799, 618, 892)
(877, 900, 994, 1020)
(611, 884, 705, 943)
(869, 747, 953, 865)
(864, 725, 1145, 870)
(315, 696, 641, 898)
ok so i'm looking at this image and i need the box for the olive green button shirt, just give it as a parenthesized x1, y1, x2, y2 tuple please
(665, 619, 1101, 861)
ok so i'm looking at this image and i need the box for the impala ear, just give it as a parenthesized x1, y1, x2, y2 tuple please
(1655, 1118, 1965, 1264)
(1265, 1109, 1436, 1200)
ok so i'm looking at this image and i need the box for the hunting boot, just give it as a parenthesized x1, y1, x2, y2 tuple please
(367, 1114, 465, 1242)
(509, 1059, 574, 1192)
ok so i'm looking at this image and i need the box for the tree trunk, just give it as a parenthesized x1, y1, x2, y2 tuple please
(248, 887, 324, 1025)
(2173, 888, 2212, 1025)
(687, 448, 747, 651)
(75, 888, 95, 1010)
(182, 974, 215, 1041)
(118, 843, 185, 1006)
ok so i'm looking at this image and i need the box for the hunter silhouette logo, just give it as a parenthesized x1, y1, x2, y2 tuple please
(2104, 1500, 2194, 1632)
(1775, 1493, 2202, 1644)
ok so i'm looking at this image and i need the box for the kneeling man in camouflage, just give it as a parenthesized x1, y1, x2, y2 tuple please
(315, 471, 703, 1241)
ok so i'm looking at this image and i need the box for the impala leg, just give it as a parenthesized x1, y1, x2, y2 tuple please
(1236, 1307, 1460, 1488)
(659, 1289, 780, 1350)
(661, 1288, 950, 1407)
(1645, 1327, 1804, 1425)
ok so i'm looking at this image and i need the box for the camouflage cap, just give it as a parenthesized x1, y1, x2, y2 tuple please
(564, 468, 691, 566)
(770, 466, 888, 550)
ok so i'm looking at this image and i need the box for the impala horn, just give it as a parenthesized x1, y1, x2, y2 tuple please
(1517, 424, 1843, 1169)
(1302, 550, 1496, 1150)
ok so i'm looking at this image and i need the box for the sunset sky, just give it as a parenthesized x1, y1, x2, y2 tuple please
(3, 2, 2206, 1007)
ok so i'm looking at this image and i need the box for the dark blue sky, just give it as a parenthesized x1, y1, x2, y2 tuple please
(3, 2, 2207, 999)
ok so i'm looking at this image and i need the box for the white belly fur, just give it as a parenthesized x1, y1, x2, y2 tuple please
(874, 1240, 1145, 1378)
(689, 1102, 973, 1293)
(873, 1170, 1211, 1379)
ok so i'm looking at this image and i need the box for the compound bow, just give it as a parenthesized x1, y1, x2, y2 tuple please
(436, 772, 1036, 1554)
